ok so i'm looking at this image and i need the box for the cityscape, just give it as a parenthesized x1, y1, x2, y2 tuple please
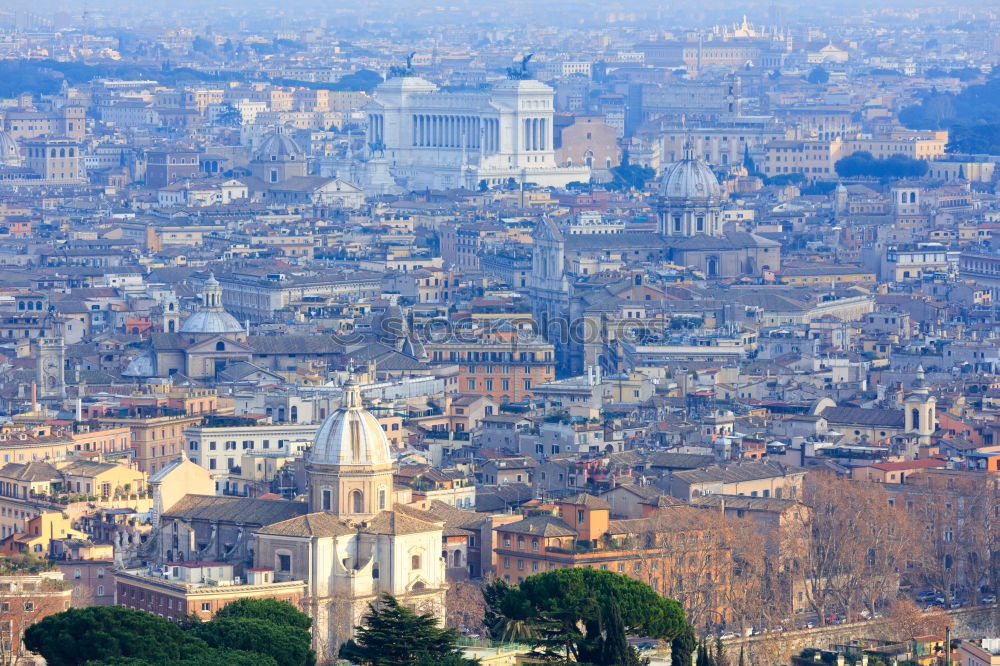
(0, 0, 999, 664)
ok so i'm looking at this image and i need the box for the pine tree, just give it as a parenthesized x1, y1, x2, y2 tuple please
(713, 637, 729, 666)
(339, 594, 475, 666)
(599, 601, 646, 666)
(670, 626, 696, 666)
(742, 145, 756, 175)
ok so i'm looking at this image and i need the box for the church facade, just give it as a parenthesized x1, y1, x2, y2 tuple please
(126, 274, 252, 381)
(253, 380, 447, 660)
(527, 143, 781, 374)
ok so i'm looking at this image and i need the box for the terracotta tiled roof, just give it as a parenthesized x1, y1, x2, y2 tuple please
(256, 512, 356, 538)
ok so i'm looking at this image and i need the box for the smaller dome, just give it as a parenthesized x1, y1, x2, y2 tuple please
(179, 310, 244, 335)
(123, 351, 156, 378)
(310, 380, 393, 468)
(0, 130, 20, 167)
(256, 130, 305, 161)
(180, 272, 243, 335)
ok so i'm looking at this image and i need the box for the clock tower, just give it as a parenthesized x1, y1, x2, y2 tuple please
(37, 336, 66, 400)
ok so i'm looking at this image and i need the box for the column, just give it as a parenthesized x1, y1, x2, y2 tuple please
(540, 118, 547, 151)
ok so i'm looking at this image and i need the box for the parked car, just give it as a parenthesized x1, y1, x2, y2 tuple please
(980, 594, 997, 604)
(915, 590, 938, 603)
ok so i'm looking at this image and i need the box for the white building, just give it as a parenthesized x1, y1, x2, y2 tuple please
(253, 379, 447, 660)
(364, 75, 590, 190)
(183, 422, 319, 472)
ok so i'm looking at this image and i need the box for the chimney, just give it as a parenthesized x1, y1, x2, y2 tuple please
(31, 382, 37, 413)
(75, 397, 83, 422)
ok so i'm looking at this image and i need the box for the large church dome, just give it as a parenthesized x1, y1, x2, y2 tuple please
(179, 273, 244, 335)
(658, 143, 722, 201)
(255, 129, 305, 162)
(310, 380, 393, 468)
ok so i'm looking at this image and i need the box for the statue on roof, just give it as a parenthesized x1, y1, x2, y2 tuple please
(387, 51, 416, 79)
(506, 53, 533, 80)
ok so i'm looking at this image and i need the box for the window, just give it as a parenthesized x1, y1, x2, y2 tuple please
(351, 490, 363, 513)
(278, 554, 291, 572)
(378, 488, 387, 510)
(24, 602, 34, 612)
(577, 509, 585, 524)
(97, 585, 105, 596)
(201, 602, 211, 611)
(411, 554, 422, 570)
(322, 489, 332, 511)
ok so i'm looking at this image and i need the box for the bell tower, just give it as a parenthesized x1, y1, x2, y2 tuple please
(161, 295, 180, 333)
(903, 366, 936, 449)
(37, 336, 66, 400)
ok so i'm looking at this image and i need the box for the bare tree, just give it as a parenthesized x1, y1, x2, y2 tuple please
(445, 579, 488, 635)
(0, 576, 71, 666)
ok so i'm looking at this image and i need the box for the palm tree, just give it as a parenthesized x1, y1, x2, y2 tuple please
(498, 616, 536, 642)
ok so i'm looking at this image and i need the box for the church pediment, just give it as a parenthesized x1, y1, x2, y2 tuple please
(185, 335, 253, 354)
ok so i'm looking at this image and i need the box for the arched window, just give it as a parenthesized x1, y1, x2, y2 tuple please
(60, 148, 65, 157)
(910, 192, 916, 203)
(322, 489, 331, 511)
(453, 550, 462, 567)
(215, 341, 225, 351)
(290, 406, 298, 422)
(911, 408, 920, 431)
(97, 585, 104, 596)
(706, 257, 720, 278)
(411, 554, 421, 570)
(351, 490, 363, 513)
